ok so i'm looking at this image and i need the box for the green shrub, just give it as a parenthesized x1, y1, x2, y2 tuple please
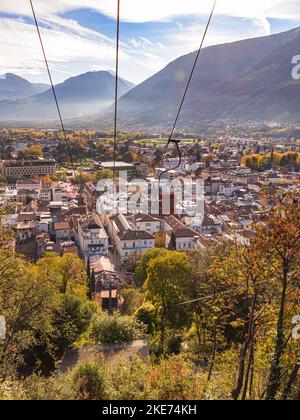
(90, 313, 147, 344)
(73, 363, 107, 400)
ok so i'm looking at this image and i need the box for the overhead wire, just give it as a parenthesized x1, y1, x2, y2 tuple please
(30, 0, 216, 198)
(113, 0, 121, 177)
(29, 0, 80, 192)
(176, 289, 237, 307)
(158, 0, 217, 181)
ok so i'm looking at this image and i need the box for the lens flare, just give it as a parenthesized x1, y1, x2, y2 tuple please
(174, 68, 186, 82)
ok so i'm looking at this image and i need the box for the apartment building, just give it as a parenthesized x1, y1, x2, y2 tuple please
(84, 182, 104, 210)
(54, 222, 72, 241)
(162, 215, 200, 251)
(133, 213, 161, 234)
(108, 214, 155, 262)
(77, 214, 109, 261)
(0, 159, 56, 178)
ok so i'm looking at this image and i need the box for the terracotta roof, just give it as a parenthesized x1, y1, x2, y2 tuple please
(110, 214, 131, 235)
(174, 227, 198, 238)
(161, 215, 185, 231)
(198, 235, 214, 248)
(16, 178, 41, 185)
(90, 255, 115, 274)
(135, 213, 160, 223)
(63, 206, 86, 216)
(17, 213, 36, 222)
(201, 214, 215, 227)
(54, 222, 70, 231)
(79, 213, 102, 231)
(120, 230, 154, 241)
(17, 221, 37, 229)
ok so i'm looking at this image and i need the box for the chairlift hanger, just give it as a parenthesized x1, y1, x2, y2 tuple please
(158, 0, 218, 181)
(158, 138, 182, 181)
(30, 0, 217, 193)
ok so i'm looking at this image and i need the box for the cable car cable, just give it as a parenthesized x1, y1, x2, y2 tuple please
(113, 0, 121, 176)
(159, 0, 217, 181)
(29, 0, 80, 190)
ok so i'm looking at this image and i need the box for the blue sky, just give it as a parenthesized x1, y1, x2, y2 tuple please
(0, 0, 300, 85)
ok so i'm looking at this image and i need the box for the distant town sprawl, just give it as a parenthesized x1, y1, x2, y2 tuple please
(0, 126, 299, 311)
(0, 125, 299, 401)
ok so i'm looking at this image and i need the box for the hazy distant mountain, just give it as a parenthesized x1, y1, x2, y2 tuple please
(0, 71, 135, 121)
(0, 73, 49, 100)
(2, 27, 300, 129)
(91, 26, 300, 131)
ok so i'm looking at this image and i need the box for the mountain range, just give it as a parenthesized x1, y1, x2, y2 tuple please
(0, 73, 49, 100)
(1, 26, 300, 129)
(0, 71, 134, 121)
(99, 26, 300, 131)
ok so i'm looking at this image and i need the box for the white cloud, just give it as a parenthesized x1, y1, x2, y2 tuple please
(140, 37, 154, 47)
(0, 17, 117, 79)
(0, 0, 299, 23)
(249, 16, 271, 36)
(0, 12, 162, 84)
(0, 0, 299, 84)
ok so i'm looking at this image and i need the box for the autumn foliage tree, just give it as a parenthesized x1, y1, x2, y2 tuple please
(24, 144, 43, 158)
(145, 251, 192, 355)
(0, 249, 94, 378)
(258, 195, 300, 400)
(241, 151, 300, 171)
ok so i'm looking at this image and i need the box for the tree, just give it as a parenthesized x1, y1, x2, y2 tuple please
(155, 231, 166, 248)
(36, 253, 87, 296)
(0, 174, 7, 187)
(153, 148, 163, 165)
(121, 287, 144, 316)
(0, 137, 13, 159)
(134, 248, 169, 287)
(188, 244, 234, 385)
(24, 145, 43, 158)
(42, 176, 53, 186)
(0, 249, 95, 377)
(122, 151, 135, 163)
(135, 302, 157, 335)
(225, 244, 269, 400)
(47, 294, 95, 362)
(73, 363, 107, 400)
(94, 169, 114, 182)
(0, 249, 61, 378)
(203, 153, 216, 167)
(241, 151, 300, 171)
(145, 251, 192, 355)
(260, 195, 300, 400)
